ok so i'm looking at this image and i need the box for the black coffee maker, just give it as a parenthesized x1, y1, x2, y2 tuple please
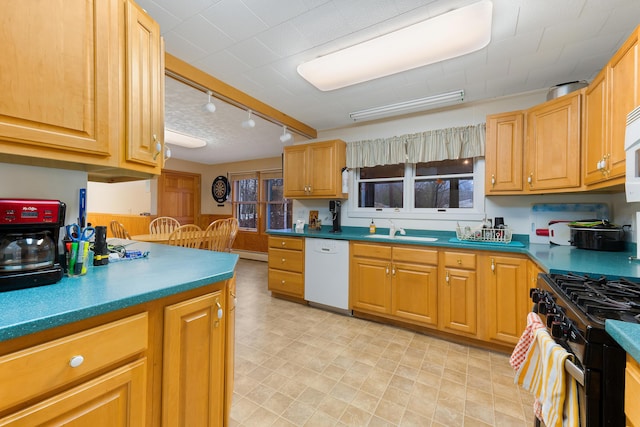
(329, 200, 342, 233)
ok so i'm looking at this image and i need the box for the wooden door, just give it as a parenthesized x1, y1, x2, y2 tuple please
(440, 268, 477, 336)
(608, 32, 639, 180)
(485, 112, 524, 193)
(583, 70, 608, 185)
(163, 292, 225, 427)
(526, 92, 581, 191)
(350, 257, 391, 314)
(0, 360, 146, 426)
(158, 170, 201, 225)
(391, 261, 438, 326)
(0, 0, 116, 160)
(485, 255, 528, 345)
(124, 0, 163, 171)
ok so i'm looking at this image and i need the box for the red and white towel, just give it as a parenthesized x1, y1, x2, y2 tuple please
(515, 327, 579, 427)
(510, 312, 545, 370)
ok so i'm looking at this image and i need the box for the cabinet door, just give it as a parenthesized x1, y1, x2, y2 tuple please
(526, 92, 581, 191)
(391, 261, 438, 326)
(608, 32, 639, 181)
(485, 112, 524, 193)
(283, 145, 308, 197)
(440, 268, 477, 336)
(0, 360, 146, 426)
(583, 70, 608, 186)
(350, 257, 391, 314)
(225, 277, 236, 426)
(485, 256, 528, 345)
(0, 0, 116, 159)
(307, 142, 338, 196)
(124, 0, 163, 170)
(163, 291, 225, 427)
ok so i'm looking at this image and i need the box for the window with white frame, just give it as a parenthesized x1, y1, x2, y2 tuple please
(353, 158, 482, 215)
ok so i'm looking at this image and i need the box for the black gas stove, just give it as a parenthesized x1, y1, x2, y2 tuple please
(531, 273, 633, 427)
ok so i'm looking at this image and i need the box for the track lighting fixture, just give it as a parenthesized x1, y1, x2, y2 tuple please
(280, 126, 292, 142)
(202, 90, 216, 113)
(242, 110, 256, 128)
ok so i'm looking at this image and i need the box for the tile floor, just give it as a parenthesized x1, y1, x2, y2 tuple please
(230, 259, 536, 426)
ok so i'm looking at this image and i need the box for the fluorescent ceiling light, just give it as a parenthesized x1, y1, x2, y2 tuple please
(349, 90, 464, 121)
(164, 129, 207, 148)
(297, 0, 492, 91)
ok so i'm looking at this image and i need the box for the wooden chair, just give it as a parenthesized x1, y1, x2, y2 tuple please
(110, 220, 131, 239)
(149, 216, 180, 234)
(204, 219, 233, 252)
(167, 224, 203, 249)
(225, 217, 239, 252)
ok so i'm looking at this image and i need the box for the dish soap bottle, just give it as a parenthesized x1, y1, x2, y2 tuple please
(369, 219, 376, 234)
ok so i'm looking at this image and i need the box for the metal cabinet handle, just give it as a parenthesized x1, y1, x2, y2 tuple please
(386, 264, 390, 275)
(69, 355, 85, 368)
(392, 265, 396, 276)
(445, 271, 450, 284)
(491, 174, 495, 186)
(281, 258, 286, 263)
(491, 258, 495, 272)
(216, 300, 223, 319)
(528, 173, 533, 186)
(281, 241, 286, 246)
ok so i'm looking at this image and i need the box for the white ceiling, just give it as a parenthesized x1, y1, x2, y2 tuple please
(138, 0, 640, 165)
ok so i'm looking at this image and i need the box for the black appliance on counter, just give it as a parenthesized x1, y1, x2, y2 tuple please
(0, 199, 66, 292)
(329, 200, 341, 233)
(531, 273, 636, 426)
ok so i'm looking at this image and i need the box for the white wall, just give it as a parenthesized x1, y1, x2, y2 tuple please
(0, 162, 87, 226)
(87, 180, 153, 214)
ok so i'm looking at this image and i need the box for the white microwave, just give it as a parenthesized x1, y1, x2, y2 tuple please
(625, 105, 640, 202)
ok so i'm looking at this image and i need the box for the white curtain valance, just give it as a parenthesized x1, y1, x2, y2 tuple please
(346, 123, 485, 168)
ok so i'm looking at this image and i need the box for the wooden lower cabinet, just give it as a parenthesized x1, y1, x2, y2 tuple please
(482, 254, 529, 345)
(626, 354, 640, 426)
(0, 360, 147, 426)
(439, 250, 477, 336)
(350, 242, 438, 327)
(268, 236, 305, 299)
(0, 280, 234, 427)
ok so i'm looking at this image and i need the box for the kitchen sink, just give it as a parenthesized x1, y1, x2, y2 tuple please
(363, 234, 438, 242)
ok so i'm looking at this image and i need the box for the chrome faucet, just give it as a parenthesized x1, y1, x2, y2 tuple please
(388, 220, 406, 237)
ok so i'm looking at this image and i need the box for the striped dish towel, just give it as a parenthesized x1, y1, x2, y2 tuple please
(515, 328, 579, 427)
(510, 312, 545, 370)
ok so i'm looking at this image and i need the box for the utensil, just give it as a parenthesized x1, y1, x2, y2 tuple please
(66, 224, 95, 242)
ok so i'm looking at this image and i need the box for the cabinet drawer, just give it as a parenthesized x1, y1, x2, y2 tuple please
(393, 246, 438, 264)
(626, 354, 640, 426)
(351, 242, 392, 259)
(268, 248, 303, 272)
(268, 236, 303, 250)
(442, 251, 476, 269)
(0, 313, 148, 412)
(268, 268, 304, 297)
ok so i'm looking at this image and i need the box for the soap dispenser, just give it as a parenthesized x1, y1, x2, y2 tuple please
(369, 219, 376, 234)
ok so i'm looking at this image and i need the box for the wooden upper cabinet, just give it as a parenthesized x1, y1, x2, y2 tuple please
(283, 140, 347, 199)
(485, 111, 524, 194)
(583, 69, 608, 185)
(0, 0, 118, 161)
(607, 28, 639, 182)
(526, 91, 582, 192)
(123, 0, 164, 173)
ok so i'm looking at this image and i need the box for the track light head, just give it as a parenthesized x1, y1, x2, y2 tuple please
(280, 126, 292, 142)
(242, 110, 256, 128)
(202, 90, 216, 113)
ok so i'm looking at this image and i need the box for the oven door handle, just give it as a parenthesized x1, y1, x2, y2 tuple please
(565, 358, 584, 386)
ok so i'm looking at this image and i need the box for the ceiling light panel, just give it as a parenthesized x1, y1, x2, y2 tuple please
(349, 90, 464, 121)
(164, 129, 208, 148)
(297, 0, 493, 91)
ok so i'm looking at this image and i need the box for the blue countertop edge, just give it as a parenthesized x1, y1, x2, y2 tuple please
(269, 226, 640, 279)
(0, 239, 239, 343)
(606, 320, 640, 363)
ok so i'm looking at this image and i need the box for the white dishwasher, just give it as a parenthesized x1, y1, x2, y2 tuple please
(304, 238, 350, 314)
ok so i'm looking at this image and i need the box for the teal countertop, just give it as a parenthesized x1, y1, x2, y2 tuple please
(269, 226, 640, 279)
(0, 240, 238, 343)
(606, 320, 640, 363)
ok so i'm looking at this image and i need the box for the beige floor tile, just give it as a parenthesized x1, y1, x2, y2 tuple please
(232, 259, 533, 427)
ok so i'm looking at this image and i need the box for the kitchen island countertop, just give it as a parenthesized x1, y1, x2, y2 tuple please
(606, 320, 640, 363)
(269, 226, 640, 279)
(0, 239, 238, 342)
